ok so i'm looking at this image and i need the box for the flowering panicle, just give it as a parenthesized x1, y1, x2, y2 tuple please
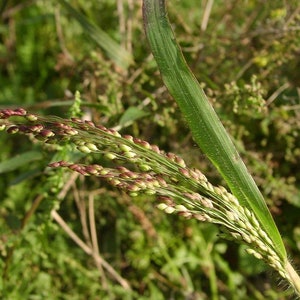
(0, 108, 287, 278)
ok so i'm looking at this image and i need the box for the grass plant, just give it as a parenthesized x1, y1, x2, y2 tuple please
(1, 0, 300, 299)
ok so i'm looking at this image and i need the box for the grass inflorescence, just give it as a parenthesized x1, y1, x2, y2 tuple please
(0, 107, 290, 282)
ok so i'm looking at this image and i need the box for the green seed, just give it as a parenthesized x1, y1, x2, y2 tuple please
(138, 164, 152, 171)
(26, 114, 38, 121)
(124, 151, 136, 159)
(175, 205, 188, 212)
(85, 143, 98, 151)
(165, 206, 176, 214)
(119, 144, 132, 152)
(145, 189, 156, 195)
(157, 203, 168, 210)
(105, 153, 117, 160)
(77, 145, 92, 153)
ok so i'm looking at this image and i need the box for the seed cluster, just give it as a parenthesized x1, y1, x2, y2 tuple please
(0, 108, 286, 277)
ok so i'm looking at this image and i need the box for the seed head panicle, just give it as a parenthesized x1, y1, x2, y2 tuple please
(0, 108, 286, 279)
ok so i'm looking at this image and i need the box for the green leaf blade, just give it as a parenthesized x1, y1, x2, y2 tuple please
(0, 150, 43, 174)
(143, 0, 286, 260)
(58, 0, 133, 70)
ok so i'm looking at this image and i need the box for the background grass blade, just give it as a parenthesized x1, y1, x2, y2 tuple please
(0, 151, 43, 174)
(58, 0, 132, 70)
(142, 0, 286, 260)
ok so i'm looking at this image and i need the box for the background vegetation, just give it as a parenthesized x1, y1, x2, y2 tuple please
(0, 0, 300, 299)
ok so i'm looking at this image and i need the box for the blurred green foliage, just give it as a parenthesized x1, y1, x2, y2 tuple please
(0, 0, 299, 299)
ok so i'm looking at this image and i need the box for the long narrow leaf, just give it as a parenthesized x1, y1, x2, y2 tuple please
(58, 0, 132, 70)
(142, 0, 286, 260)
(0, 151, 43, 174)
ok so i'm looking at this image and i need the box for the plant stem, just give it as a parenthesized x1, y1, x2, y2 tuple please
(286, 261, 300, 298)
